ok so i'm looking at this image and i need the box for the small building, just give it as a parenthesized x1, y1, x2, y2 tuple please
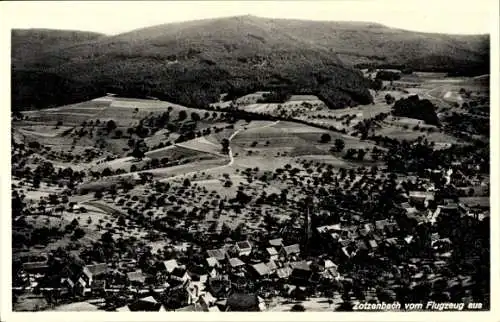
(266, 247, 279, 261)
(409, 191, 435, 207)
(206, 248, 227, 261)
(250, 262, 272, 278)
(82, 263, 108, 287)
(127, 270, 146, 286)
(22, 261, 49, 275)
(163, 259, 180, 274)
(170, 267, 191, 284)
(279, 244, 301, 259)
(206, 257, 220, 268)
(266, 260, 277, 274)
(128, 296, 164, 311)
(276, 266, 293, 279)
(228, 258, 246, 270)
(268, 238, 283, 247)
(235, 241, 252, 257)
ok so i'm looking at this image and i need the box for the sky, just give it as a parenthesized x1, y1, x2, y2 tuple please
(0, 0, 496, 35)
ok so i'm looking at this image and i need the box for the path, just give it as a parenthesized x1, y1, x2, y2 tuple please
(161, 120, 280, 182)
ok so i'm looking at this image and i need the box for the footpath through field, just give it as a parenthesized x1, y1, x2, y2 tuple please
(160, 120, 280, 182)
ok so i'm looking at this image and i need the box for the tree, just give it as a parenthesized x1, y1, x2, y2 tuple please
(344, 148, 357, 160)
(150, 158, 159, 168)
(183, 178, 191, 187)
(290, 304, 305, 312)
(33, 174, 41, 189)
(94, 190, 103, 199)
(131, 140, 147, 160)
(320, 133, 331, 143)
(178, 110, 188, 121)
(117, 216, 126, 226)
(221, 138, 230, 154)
(101, 168, 112, 177)
(357, 149, 366, 161)
(191, 112, 201, 122)
(72, 228, 85, 240)
(334, 139, 345, 152)
(106, 120, 117, 132)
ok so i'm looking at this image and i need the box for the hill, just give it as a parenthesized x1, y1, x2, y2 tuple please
(11, 15, 489, 111)
(11, 29, 105, 68)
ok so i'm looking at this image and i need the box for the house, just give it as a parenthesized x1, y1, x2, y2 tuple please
(276, 266, 293, 279)
(127, 270, 146, 286)
(279, 244, 301, 259)
(22, 261, 49, 275)
(226, 293, 261, 311)
(316, 224, 342, 234)
(409, 191, 435, 207)
(128, 296, 164, 311)
(206, 257, 220, 268)
(323, 259, 337, 270)
(322, 266, 340, 280)
(163, 259, 180, 274)
(75, 277, 87, 296)
(199, 291, 217, 307)
(81, 263, 108, 287)
(266, 260, 277, 274)
(250, 262, 272, 278)
(438, 203, 461, 217)
(206, 275, 231, 298)
(170, 267, 191, 284)
(266, 247, 278, 261)
(356, 240, 369, 252)
(206, 248, 227, 261)
(208, 267, 218, 278)
(91, 279, 106, 296)
(235, 241, 252, 257)
(228, 258, 245, 270)
(268, 238, 283, 247)
(289, 261, 312, 285)
(368, 239, 378, 250)
(187, 283, 202, 304)
(375, 219, 390, 231)
(61, 277, 75, 293)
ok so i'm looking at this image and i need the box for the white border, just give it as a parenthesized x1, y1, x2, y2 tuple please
(1, 1, 498, 322)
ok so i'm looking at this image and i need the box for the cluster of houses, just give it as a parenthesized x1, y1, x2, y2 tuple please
(15, 234, 345, 312)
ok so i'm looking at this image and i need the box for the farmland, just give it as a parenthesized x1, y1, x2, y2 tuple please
(11, 64, 489, 312)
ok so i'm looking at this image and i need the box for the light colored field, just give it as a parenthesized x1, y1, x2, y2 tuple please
(287, 94, 321, 102)
(175, 136, 225, 156)
(375, 126, 460, 144)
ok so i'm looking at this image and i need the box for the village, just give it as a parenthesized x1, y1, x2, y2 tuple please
(12, 146, 490, 311)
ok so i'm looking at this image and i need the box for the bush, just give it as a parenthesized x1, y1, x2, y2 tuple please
(376, 70, 401, 81)
(320, 133, 332, 143)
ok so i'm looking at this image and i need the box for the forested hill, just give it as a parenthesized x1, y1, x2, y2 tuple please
(11, 16, 489, 111)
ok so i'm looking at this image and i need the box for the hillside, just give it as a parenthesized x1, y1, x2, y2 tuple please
(11, 29, 105, 68)
(11, 15, 489, 111)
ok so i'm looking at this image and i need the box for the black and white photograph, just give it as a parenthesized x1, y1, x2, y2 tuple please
(1, 0, 498, 319)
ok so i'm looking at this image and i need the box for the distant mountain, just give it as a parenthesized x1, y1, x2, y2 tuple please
(11, 16, 489, 111)
(11, 29, 105, 68)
